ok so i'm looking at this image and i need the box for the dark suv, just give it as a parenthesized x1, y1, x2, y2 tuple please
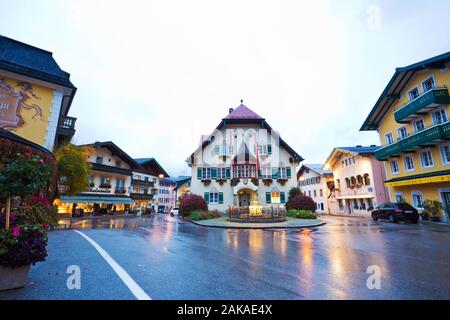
(371, 202, 419, 223)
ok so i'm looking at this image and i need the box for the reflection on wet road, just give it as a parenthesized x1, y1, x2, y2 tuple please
(2, 214, 450, 300)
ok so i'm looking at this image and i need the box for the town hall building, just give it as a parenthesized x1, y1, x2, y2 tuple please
(187, 102, 303, 213)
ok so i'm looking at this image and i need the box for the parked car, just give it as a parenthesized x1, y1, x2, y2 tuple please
(371, 202, 419, 223)
(170, 207, 180, 216)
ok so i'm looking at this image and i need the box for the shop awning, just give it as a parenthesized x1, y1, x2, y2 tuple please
(60, 195, 133, 204)
(384, 170, 450, 187)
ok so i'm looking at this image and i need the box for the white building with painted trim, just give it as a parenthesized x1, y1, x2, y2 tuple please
(297, 164, 334, 214)
(186, 102, 303, 212)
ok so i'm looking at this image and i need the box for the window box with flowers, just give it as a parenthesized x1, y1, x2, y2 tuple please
(216, 179, 227, 186)
(230, 178, 240, 187)
(262, 178, 273, 186)
(277, 178, 288, 186)
(201, 179, 212, 186)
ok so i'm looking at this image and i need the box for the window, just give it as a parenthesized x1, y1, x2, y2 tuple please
(217, 167, 227, 179)
(356, 175, 363, 185)
(100, 176, 111, 187)
(279, 167, 287, 179)
(345, 178, 350, 188)
(422, 76, 435, 92)
(408, 87, 420, 100)
(313, 190, 317, 197)
(363, 174, 370, 186)
(341, 160, 345, 167)
(390, 160, 400, 174)
(88, 175, 94, 185)
(234, 165, 256, 178)
(404, 155, 415, 172)
(261, 166, 271, 179)
(441, 144, 450, 165)
(96, 156, 103, 164)
(412, 192, 424, 209)
(397, 126, 408, 140)
(214, 144, 229, 156)
(319, 189, 323, 197)
(395, 192, 404, 203)
(271, 192, 281, 204)
(345, 159, 348, 166)
(432, 108, 447, 125)
(308, 191, 311, 198)
(202, 168, 211, 179)
(258, 145, 268, 155)
(420, 150, 434, 168)
(385, 132, 394, 145)
(209, 193, 219, 204)
(336, 179, 341, 189)
(116, 160, 122, 168)
(413, 119, 425, 133)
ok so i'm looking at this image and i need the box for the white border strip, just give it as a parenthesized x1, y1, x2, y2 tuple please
(73, 230, 151, 300)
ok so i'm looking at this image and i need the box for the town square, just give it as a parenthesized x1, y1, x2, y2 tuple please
(1, 0, 450, 305)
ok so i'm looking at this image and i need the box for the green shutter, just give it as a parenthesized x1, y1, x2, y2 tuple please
(268, 144, 272, 155)
(219, 192, 224, 204)
(197, 167, 203, 180)
(211, 168, 217, 179)
(226, 167, 231, 179)
(204, 192, 209, 203)
(286, 167, 291, 179)
(266, 192, 271, 204)
(280, 192, 286, 203)
(258, 169, 262, 179)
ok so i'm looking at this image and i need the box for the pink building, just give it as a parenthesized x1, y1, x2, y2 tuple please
(324, 146, 389, 216)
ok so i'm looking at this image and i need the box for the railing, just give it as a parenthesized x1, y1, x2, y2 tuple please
(131, 179, 155, 188)
(376, 121, 449, 160)
(115, 187, 127, 194)
(59, 116, 77, 129)
(394, 86, 450, 123)
(228, 206, 286, 222)
(130, 193, 154, 200)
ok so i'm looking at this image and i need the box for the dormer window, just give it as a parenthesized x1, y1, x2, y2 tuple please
(96, 156, 103, 164)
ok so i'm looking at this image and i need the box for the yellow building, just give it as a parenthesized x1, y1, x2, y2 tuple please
(361, 52, 450, 222)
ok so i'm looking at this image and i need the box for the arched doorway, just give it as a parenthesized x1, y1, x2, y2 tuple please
(239, 191, 251, 207)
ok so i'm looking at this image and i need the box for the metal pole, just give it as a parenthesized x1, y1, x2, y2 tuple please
(5, 196, 11, 230)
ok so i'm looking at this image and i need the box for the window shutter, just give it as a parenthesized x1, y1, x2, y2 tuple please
(219, 192, 224, 204)
(211, 168, 217, 179)
(266, 192, 271, 204)
(286, 167, 291, 179)
(226, 167, 231, 179)
(268, 144, 272, 155)
(280, 192, 286, 203)
(197, 167, 203, 180)
(258, 169, 262, 179)
(204, 192, 209, 203)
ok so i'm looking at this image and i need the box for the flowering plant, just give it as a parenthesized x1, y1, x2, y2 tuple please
(0, 224, 49, 267)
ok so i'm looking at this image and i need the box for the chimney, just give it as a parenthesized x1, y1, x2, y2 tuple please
(229, 108, 234, 114)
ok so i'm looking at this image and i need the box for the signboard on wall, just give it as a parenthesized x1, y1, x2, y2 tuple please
(0, 77, 56, 149)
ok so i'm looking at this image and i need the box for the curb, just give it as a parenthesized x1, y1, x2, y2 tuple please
(188, 219, 326, 230)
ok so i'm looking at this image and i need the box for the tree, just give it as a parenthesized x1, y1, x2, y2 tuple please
(0, 153, 51, 229)
(286, 195, 316, 212)
(54, 143, 91, 195)
(179, 194, 208, 217)
(288, 187, 302, 202)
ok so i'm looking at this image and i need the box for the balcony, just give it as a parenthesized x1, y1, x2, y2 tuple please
(376, 121, 450, 160)
(394, 87, 450, 123)
(130, 193, 154, 201)
(115, 187, 127, 195)
(90, 162, 132, 175)
(56, 116, 77, 146)
(131, 179, 155, 188)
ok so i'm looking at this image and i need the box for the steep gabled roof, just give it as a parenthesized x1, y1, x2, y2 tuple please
(79, 141, 139, 168)
(187, 102, 303, 164)
(226, 103, 263, 120)
(324, 145, 380, 169)
(297, 164, 333, 179)
(134, 157, 170, 178)
(360, 51, 450, 131)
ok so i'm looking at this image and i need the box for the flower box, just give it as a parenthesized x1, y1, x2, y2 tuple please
(0, 264, 31, 291)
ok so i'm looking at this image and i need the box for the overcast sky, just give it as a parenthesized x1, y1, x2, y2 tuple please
(2, 0, 450, 177)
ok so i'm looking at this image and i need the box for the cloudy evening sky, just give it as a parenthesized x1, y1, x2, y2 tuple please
(1, 0, 450, 176)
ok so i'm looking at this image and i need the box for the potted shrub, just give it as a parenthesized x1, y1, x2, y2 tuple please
(0, 224, 49, 290)
(0, 152, 51, 291)
(423, 200, 442, 222)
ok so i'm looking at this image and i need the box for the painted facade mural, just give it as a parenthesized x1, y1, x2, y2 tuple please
(0, 77, 55, 148)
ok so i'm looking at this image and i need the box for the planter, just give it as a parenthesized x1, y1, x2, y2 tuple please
(0, 264, 31, 291)
(430, 216, 441, 222)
